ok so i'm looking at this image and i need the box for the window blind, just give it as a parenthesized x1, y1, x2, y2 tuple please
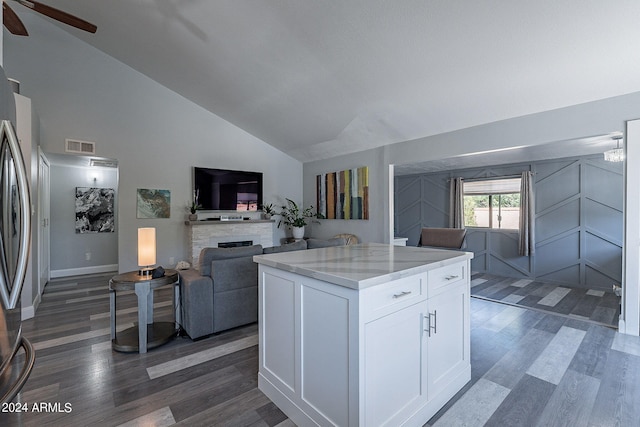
(463, 177, 521, 195)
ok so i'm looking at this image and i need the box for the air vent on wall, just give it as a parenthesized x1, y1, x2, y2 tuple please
(89, 159, 118, 168)
(65, 138, 95, 155)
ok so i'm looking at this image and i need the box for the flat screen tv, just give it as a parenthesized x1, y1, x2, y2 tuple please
(193, 167, 263, 211)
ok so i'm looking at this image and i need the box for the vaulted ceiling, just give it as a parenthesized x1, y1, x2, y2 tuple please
(4, 1, 640, 162)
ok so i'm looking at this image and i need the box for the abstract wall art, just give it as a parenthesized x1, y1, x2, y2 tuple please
(316, 166, 369, 220)
(137, 188, 171, 219)
(75, 187, 115, 233)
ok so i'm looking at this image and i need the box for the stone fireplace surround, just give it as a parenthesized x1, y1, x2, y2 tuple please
(186, 220, 275, 269)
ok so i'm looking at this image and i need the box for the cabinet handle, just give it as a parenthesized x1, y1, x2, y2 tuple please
(423, 314, 431, 337)
(430, 310, 437, 335)
(424, 311, 437, 337)
(445, 275, 459, 281)
(392, 291, 412, 299)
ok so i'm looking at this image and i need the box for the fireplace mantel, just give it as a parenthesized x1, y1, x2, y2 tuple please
(185, 220, 275, 269)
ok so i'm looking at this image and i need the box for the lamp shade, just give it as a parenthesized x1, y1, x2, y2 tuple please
(138, 227, 156, 267)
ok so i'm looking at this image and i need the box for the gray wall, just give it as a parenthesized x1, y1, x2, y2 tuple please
(304, 91, 640, 246)
(5, 13, 302, 273)
(302, 146, 387, 243)
(50, 163, 119, 275)
(395, 155, 623, 289)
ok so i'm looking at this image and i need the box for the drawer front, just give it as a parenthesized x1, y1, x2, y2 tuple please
(427, 261, 466, 296)
(363, 275, 425, 320)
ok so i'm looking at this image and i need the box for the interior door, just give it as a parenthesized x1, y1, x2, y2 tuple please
(38, 149, 50, 294)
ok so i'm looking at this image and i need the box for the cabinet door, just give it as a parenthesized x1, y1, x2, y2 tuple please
(364, 301, 426, 426)
(425, 280, 468, 400)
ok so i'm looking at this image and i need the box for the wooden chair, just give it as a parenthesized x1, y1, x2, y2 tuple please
(418, 227, 467, 249)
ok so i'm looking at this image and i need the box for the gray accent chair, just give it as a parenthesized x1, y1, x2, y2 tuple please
(179, 244, 263, 340)
(418, 227, 467, 249)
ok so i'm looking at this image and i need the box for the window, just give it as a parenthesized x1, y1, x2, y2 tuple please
(463, 177, 521, 229)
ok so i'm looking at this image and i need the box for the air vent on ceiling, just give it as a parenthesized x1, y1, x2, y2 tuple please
(65, 138, 95, 155)
(89, 159, 118, 168)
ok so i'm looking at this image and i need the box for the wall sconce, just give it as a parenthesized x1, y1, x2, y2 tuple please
(604, 135, 624, 162)
(138, 227, 156, 276)
(86, 170, 102, 183)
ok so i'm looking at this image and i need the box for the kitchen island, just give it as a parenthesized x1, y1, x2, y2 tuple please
(253, 243, 473, 426)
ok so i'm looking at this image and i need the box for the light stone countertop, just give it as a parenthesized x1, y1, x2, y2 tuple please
(253, 242, 473, 290)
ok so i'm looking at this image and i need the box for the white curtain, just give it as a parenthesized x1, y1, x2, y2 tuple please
(518, 171, 535, 256)
(449, 177, 464, 228)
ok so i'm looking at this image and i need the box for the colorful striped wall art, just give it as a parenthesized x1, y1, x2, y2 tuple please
(316, 166, 369, 220)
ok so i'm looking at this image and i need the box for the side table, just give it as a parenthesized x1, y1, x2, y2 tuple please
(109, 269, 179, 353)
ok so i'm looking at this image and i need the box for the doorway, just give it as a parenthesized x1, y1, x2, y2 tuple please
(37, 148, 50, 295)
(43, 153, 119, 279)
(391, 131, 637, 334)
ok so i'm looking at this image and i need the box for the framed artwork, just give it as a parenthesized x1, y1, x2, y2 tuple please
(137, 188, 171, 218)
(316, 166, 369, 220)
(75, 187, 115, 233)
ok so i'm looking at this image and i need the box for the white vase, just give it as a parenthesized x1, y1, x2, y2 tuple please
(292, 226, 305, 239)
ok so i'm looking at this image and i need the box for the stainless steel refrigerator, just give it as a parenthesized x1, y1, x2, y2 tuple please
(0, 65, 35, 404)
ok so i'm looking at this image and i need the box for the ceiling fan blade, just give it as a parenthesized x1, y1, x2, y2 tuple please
(3, 3, 29, 36)
(15, 0, 97, 33)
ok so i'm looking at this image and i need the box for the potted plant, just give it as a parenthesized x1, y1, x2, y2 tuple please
(261, 203, 276, 220)
(188, 190, 201, 221)
(278, 198, 324, 239)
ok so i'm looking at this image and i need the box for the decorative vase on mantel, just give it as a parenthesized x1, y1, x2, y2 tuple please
(188, 213, 198, 221)
(292, 226, 305, 240)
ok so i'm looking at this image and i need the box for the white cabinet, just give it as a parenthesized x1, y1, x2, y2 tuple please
(425, 279, 469, 401)
(258, 257, 471, 426)
(363, 269, 469, 426)
(364, 301, 426, 426)
(393, 237, 408, 246)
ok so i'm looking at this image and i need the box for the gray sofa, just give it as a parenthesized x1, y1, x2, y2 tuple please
(179, 237, 346, 339)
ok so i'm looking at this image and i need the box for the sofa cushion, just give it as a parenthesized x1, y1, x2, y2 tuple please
(306, 237, 347, 249)
(263, 239, 308, 254)
(199, 244, 263, 276)
(213, 286, 258, 333)
(211, 256, 258, 292)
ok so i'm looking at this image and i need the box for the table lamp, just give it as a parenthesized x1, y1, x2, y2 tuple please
(138, 227, 156, 276)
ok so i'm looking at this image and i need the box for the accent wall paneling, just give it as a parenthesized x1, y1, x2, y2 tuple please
(395, 154, 623, 290)
(394, 173, 448, 242)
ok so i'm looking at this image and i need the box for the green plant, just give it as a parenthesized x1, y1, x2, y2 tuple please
(261, 203, 276, 216)
(278, 198, 324, 228)
(189, 190, 201, 214)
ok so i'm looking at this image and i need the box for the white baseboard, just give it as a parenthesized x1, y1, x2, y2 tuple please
(50, 264, 119, 279)
(22, 293, 41, 320)
(22, 305, 35, 320)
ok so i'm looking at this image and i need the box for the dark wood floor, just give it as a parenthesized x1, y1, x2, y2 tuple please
(3, 273, 290, 427)
(3, 273, 640, 426)
(470, 273, 621, 328)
